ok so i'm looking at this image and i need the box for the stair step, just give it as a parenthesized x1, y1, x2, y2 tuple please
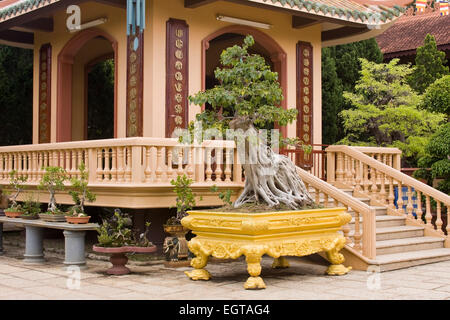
(309, 188, 354, 197)
(376, 237, 445, 255)
(375, 226, 425, 241)
(375, 248, 450, 271)
(350, 215, 405, 228)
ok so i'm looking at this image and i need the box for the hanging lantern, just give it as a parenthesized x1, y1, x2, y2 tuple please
(127, 0, 146, 36)
(439, 0, 449, 15)
(415, 0, 427, 12)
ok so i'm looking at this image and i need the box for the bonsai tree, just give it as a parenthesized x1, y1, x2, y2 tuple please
(21, 193, 41, 218)
(189, 35, 313, 209)
(97, 209, 153, 247)
(5, 170, 28, 212)
(210, 185, 234, 207)
(167, 174, 199, 225)
(68, 162, 96, 216)
(38, 166, 67, 214)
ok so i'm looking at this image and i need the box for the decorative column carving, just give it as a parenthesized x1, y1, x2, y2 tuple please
(39, 44, 51, 143)
(166, 18, 189, 138)
(126, 28, 144, 137)
(296, 41, 313, 169)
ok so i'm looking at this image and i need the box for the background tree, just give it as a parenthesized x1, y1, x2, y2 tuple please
(0, 45, 33, 146)
(415, 123, 450, 195)
(408, 34, 449, 94)
(321, 47, 344, 145)
(419, 75, 450, 119)
(190, 35, 313, 209)
(339, 58, 445, 167)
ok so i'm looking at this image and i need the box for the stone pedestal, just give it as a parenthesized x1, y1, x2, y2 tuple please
(63, 230, 87, 266)
(23, 226, 45, 264)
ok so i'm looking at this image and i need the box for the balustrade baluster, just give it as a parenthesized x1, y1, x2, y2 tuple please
(110, 148, 117, 182)
(344, 154, 352, 185)
(71, 150, 77, 178)
(388, 177, 395, 210)
(125, 147, 132, 183)
(354, 160, 361, 192)
(376, 154, 382, 184)
(117, 147, 125, 182)
(425, 195, 432, 225)
(343, 205, 351, 245)
(350, 158, 356, 187)
(354, 211, 362, 251)
(0, 155, 5, 181)
(144, 146, 152, 183)
(379, 172, 387, 205)
(96, 149, 103, 181)
(155, 147, 163, 183)
(436, 201, 443, 235)
(406, 186, 413, 219)
(336, 152, 344, 182)
(205, 148, 213, 182)
(446, 206, 450, 236)
(397, 181, 404, 215)
(187, 147, 194, 180)
(167, 147, 174, 180)
(76, 150, 83, 177)
(103, 149, 110, 181)
(370, 167, 378, 202)
(215, 147, 223, 182)
(416, 191, 423, 223)
(177, 148, 184, 177)
(43, 152, 48, 171)
(314, 188, 320, 204)
(323, 192, 329, 208)
(224, 147, 232, 182)
(59, 151, 64, 173)
(363, 164, 369, 195)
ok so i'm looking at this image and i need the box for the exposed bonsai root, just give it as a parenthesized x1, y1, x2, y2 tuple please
(233, 141, 314, 210)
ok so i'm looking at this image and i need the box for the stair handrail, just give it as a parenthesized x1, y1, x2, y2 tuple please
(296, 166, 377, 259)
(326, 145, 450, 206)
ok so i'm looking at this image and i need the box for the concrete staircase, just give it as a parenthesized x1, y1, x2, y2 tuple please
(312, 188, 450, 271)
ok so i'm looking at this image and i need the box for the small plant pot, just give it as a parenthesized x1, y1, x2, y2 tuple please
(163, 224, 189, 236)
(4, 211, 23, 218)
(92, 245, 157, 275)
(65, 215, 91, 224)
(38, 213, 66, 222)
(19, 214, 39, 220)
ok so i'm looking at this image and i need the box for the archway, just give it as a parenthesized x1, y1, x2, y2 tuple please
(57, 28, 118, 142)
(202, 26, 287, 137)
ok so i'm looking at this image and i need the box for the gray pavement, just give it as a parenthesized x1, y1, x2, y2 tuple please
(1, 251, 450, 300)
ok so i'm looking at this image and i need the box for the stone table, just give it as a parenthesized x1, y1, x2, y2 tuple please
(0, 217, 99, 266)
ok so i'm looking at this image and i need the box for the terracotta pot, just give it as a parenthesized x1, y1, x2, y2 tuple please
(38, 213, 66, 222)
(4, 211, 23, 218)
(92, 245, 157, 275)
(65, 215, 91, 224)
(164, 224, 189, 236)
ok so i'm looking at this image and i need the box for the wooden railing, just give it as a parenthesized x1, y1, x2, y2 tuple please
(326, 145, 450, 244)
(0, 137, 243, 187)
(296, 166, 377, 259)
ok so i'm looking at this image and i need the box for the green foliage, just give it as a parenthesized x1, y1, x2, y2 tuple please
(22, 193, 41, 216)
(339, 58, 445, 166)
(0, 45, 33, 146)
(97, 209, 133, 247)
(38, 166, 67, 213)
(321, 47, 344, 144)
(210, 185, 234, 206)
(189, 35, 297, 135)
(414, 123, 450, 194)
(68, 162, 96, 216)
(169, 174, 199, 223)
(408, 34, 449, 94)
(323, 38, 383, 143)
(8, 170, 28, 209)
(419, 75, 450, 118)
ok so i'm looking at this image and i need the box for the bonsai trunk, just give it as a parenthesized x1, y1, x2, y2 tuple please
(230, 118, 314, 209)
(48, 189, 57, 212)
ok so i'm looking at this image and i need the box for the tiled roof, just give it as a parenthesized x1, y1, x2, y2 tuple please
(245, 0, 412, 25)
(0, 0, 412, 26)
(376, 11, 450, 55)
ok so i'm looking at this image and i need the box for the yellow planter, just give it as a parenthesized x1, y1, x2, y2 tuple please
(181, 207, 352, 289)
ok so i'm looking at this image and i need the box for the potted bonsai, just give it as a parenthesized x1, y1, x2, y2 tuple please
(66, 162, 96, 224)
(38, 166, 67, 222)
(20, 193, 41, 220)
(163, 174, 200, 263)
(4, 170, 28, 218)
(93, 209, 156, 275)
(182, 36, 352, 289)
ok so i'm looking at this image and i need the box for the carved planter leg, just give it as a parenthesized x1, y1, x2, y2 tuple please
(326, 237, 352, 276)
(107, 253, 130, 275)
(272, 256, 290, 269)
(244, 253, 266, 289)
(185, 253, 210, 281)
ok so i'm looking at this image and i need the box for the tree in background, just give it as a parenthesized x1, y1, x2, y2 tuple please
(419, 75, 450, 120)
(408, 34, 449, 94)
(0, 45, 33, 146)
(415, 123, 450, 195)
(321, 48, 343, 145)
(339, 58, 445, 167)
(322, 38, 383, 144)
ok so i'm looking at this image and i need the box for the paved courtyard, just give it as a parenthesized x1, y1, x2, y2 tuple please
(1, 250, 450, 300)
